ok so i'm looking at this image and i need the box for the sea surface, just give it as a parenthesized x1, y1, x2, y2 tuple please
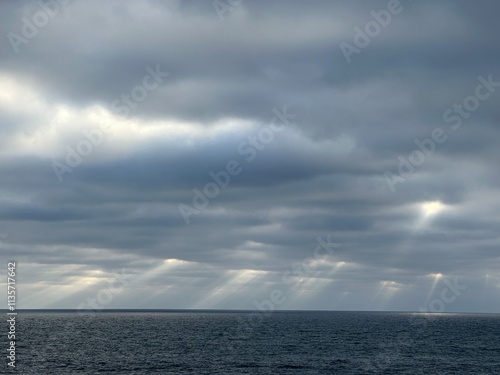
(7, 311, 500, 374)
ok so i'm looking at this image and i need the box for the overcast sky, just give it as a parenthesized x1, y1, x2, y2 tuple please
(0, 0, 499, 312)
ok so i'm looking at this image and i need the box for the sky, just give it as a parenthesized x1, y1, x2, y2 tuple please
(0, 0, 499, 313)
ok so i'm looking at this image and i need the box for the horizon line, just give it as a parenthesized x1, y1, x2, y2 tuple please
(2, 308, 499, 314)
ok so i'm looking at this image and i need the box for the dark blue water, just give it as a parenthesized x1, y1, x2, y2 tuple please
(7, 311, 500, 374)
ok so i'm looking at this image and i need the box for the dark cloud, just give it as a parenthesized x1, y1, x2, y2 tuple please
(0, 0, 499, 312)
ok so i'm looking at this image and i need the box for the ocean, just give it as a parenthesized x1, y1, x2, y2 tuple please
(8, 311, 500, 374)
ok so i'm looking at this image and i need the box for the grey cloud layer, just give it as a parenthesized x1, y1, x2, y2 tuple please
(0, 0, 499, 312)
